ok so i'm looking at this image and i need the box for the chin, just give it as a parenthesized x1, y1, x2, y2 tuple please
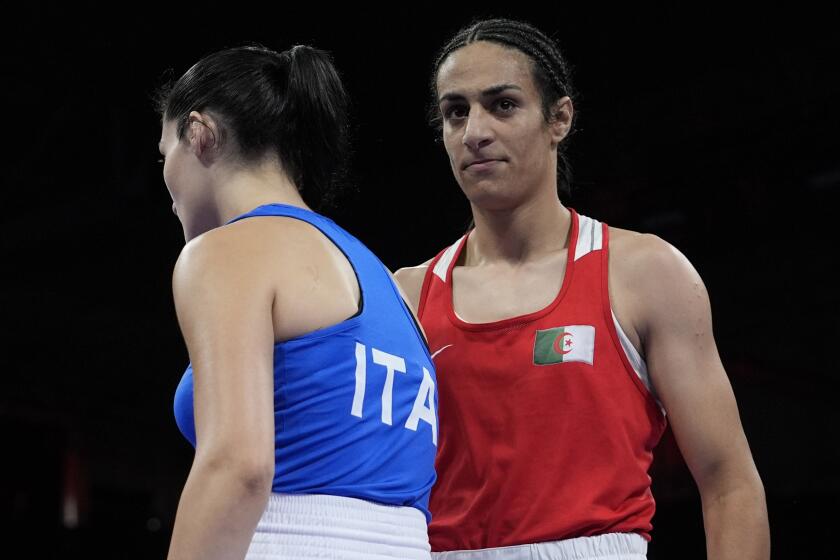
(462, 185, 520, 212)
(467, 191, 518, 211)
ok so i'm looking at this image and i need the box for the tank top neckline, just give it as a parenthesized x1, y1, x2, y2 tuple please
(443, 209, 581, 332)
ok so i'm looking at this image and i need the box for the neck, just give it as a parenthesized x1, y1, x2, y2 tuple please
(467, 190, 571, 265)
(211, 160, 310, 226)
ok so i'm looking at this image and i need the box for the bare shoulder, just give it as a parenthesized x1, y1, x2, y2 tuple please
(609, 226, 704, 290)
(608, 225, 710, 337)
(175, 219, 291, 279)
(175, 217, 337, 300)
(174, 224, 255, 289)
(394, 259, 434, 313)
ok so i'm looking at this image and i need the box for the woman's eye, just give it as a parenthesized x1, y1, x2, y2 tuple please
(497, 99, 516, 112)
(444, 105, 468, 120)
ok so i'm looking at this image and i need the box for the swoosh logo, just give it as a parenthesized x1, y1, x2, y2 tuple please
(430, 344, 454, 359)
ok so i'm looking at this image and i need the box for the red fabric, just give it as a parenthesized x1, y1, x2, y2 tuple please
(420, 210, 667, 551)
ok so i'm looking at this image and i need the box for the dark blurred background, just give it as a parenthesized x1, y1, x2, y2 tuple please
(2, 4, 837, 558)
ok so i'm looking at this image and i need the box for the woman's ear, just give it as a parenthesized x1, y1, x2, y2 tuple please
(548, 96, 574, 145)
(186, 111, 219, 158)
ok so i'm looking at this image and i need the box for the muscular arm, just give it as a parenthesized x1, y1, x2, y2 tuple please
(619, 234, 769, 560)
(167, 231, 276, 560)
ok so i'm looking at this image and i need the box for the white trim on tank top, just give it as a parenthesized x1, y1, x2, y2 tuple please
(439, 214, 662, 412)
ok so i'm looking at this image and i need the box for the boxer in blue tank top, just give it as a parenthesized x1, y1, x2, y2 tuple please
(174, 203, 437, 514)
(156, 45, 436, 560)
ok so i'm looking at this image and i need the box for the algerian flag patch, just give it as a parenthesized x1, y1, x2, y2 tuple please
(533, 325, 595, 366)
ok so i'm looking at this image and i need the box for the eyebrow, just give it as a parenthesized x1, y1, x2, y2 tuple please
(438, 84, 523, 103)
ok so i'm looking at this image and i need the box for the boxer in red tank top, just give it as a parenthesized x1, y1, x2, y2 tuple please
(396, 18, 768, 560)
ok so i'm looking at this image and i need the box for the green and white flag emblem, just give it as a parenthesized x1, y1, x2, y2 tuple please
(533, 325, 595, 366)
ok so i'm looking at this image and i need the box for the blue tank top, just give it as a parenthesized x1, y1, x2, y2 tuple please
(173, 204, 437, 521)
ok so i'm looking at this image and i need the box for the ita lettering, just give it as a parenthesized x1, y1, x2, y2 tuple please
(351, 342, 437, 445)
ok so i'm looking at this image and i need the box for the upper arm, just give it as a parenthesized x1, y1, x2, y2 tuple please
(173, 231, 276, 471)
(630, 237, 761, 495)
(394, 261, 432, 314)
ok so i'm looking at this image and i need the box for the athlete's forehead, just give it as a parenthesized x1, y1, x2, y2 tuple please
(436, 41, 536, 103)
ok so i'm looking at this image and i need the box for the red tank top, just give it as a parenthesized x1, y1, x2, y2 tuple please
(419, 210, 667, 551)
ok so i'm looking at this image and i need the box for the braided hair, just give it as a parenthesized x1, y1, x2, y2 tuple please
(429, 19, 578, 197)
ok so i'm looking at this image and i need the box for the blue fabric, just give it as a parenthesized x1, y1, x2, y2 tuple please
(174, 204, 437, 521)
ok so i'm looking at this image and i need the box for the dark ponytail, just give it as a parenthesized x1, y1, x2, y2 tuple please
(279, 45, 350, 207)
(155, 44, 350, 209)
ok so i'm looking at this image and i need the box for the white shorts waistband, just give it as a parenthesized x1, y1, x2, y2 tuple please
(245, 493, 430, 560)
(431, 533, 647, 560)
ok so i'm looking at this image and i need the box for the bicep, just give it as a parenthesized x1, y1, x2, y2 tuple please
(640, 243, 757, 492)
(173, 240, 276, 461)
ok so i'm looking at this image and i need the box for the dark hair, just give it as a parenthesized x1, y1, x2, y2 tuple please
(155, 44, 350, 209)
(428, 18, 578, 197)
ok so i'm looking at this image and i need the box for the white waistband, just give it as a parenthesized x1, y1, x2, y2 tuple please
(245, 493, 430, 560)
(431, 533, 647, 560)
